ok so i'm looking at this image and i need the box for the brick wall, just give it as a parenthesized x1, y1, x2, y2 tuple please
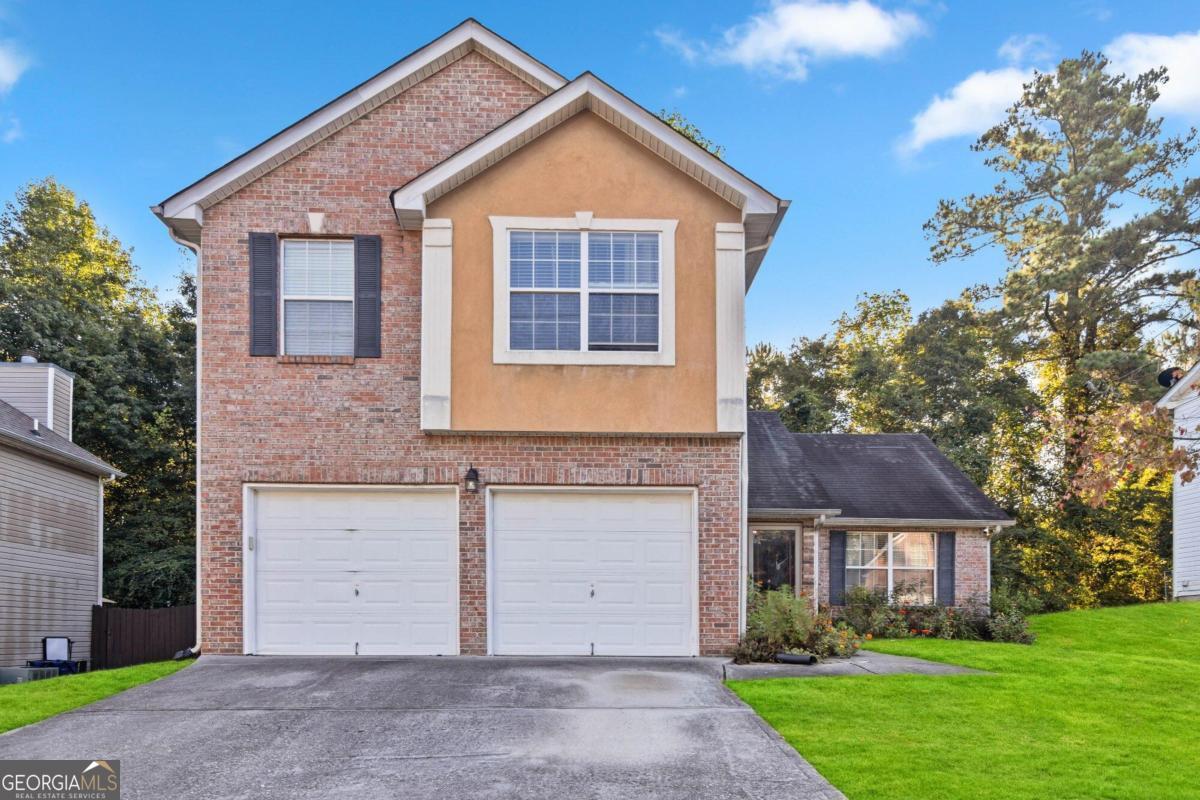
(197, 52, 742, 656)
(750, 525, 991, 610)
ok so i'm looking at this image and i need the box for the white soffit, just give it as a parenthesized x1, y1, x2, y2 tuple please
(154, 19, 565, 230)
(1157, 362, 1200, 409)
(392, 73, 782, 230)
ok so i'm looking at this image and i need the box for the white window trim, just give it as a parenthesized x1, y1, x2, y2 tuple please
(278, 238, 356, 357)
(846, 531, 939, 603)
(490, 214, 677, 366)
(749, 525, 803, 597)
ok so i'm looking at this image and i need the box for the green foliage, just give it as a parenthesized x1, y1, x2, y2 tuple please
(656, 109, 725, 159)
(751, 51, 1198, 613)
(734, 586, 862, 663)
(730, 603, 1200, 800)
(839, 583, 1032, 644)
(0, 179, 195, 607)
(0, 660, 191, 734)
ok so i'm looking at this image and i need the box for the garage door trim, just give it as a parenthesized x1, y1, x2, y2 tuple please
(241, 483, 460, 655)
(484, 485, 700, 656)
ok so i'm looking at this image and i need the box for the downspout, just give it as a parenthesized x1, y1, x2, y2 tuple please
(166, 224, 203, 659)
(810, 513, 825, 612)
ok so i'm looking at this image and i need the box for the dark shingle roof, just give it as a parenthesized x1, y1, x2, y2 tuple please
(747, 411, 836, 512)
(0, 399, 121, 477)
(748, 411, 1011, 523)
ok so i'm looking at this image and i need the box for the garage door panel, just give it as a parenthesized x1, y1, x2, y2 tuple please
(491, 491, 695, 656)
(495, 617, 591, 654)
(252, 488, 457, 656)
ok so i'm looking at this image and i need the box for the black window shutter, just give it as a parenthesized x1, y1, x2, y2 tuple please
(354, 235, 382, 358)
(937, 532, 956, 606)
(248, 233, 278, 356)
(828, 530, 847, 605)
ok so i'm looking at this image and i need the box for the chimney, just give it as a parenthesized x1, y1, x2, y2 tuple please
(0, 357, 75, 440)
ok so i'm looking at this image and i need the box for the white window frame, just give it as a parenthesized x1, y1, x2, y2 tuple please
(279, 237, 356, 357)
(846, 531, 938, 604)
(490, 214, 677, 366)
(749, 525, 803, 597)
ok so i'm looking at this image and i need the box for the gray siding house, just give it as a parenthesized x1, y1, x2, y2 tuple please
(0, 357, 121, 667)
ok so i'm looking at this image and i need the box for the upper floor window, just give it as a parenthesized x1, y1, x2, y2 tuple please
(491, 216, 676, 366)
(281, 239, 354, 356)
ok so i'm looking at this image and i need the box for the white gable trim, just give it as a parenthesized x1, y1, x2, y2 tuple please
(393, 73, 780, 226)
(1157, 362, 1200, 410)
(153, 19, 565, 245)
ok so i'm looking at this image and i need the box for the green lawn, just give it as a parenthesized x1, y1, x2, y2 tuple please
(0, 660, 191, 734)
(728, 603, 1198, 800)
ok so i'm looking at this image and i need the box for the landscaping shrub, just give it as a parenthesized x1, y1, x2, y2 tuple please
(733, 585, 862, 663)
(839, 584, 1032, 644)
(987, 611, 1037, 644)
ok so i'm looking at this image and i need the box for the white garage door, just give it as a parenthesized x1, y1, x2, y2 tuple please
(490, 490, 695, 656)
(250, 487, 457, 655)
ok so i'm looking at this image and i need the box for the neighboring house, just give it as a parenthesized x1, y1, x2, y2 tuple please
(748, 412, 1013, 609)
(0, 356, 122, 667)
(152, 20, 1004, 659)
(1156, 364, 1200, 601)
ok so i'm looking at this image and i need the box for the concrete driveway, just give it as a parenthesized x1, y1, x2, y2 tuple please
(0, 656, 843, 799)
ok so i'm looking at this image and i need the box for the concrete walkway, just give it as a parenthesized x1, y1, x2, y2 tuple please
(0, 656, 845, 800)
(724, 650, 984, 680)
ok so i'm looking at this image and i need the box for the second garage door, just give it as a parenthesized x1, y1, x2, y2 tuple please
(490, 490, 696, 656)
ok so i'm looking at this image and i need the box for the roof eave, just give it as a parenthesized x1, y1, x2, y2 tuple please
(390, 71, 785, 281)
(1157, 362, 1200, 409)
(749, 507, 842, 521)
(821, 516, 1016, 529)
(154, 19, 566, 239)
(0, 430, 124, 479)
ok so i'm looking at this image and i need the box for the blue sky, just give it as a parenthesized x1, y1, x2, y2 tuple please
(1, 1, 1198, 345)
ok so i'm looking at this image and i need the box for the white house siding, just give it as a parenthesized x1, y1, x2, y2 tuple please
(0, 445, 100, 666)
(1173, 395, 1200, 600)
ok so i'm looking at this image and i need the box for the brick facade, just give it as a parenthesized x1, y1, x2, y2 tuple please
(751, 525, 990, 609)
(197, 53, 743, 656)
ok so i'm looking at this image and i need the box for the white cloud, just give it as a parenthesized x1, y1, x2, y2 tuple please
(998, 34, 1055, 66)
(1106, 30, 1200, 116)
(899, 67, 1030, 155)
(671, 85, 688, 99)
(658, 1, 925, 81)
(0, 40, 28, 94)
(0, 114, 19, 143)
(655, 28, 699, 64)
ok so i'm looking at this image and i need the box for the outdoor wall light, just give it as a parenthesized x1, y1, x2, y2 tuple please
(464, 466, 480, 493)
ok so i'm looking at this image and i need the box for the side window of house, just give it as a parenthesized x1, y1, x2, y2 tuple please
(281, 239, 355, 356)
(508, 229, 661, 353)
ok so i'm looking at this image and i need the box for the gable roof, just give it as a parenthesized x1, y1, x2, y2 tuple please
(0, 399, 122, 478)
(391, 72, 788, 287)
(747, 412, 838, 516)
(791, 433, 1012, 525)
(152, 19, 565, 248)
(1156, 362, 1200, 410)
(748, 411, 1013, 526)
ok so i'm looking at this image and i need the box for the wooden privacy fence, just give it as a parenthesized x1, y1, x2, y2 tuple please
(91, 605, 195, 670)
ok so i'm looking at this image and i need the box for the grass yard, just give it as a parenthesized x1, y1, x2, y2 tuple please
(0, 660, 190, 734)
(728, 603, 1198, 800)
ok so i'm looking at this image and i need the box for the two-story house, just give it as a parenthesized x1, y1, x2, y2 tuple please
(155, 20, 1008, 659)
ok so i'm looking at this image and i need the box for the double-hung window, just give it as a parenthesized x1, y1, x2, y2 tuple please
(492, 216, 676, 366)
(281, 239, 354, 356)
(845, 531, 936, 604)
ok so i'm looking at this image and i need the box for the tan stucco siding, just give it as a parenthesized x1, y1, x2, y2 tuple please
(428, 111, 741, 434)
